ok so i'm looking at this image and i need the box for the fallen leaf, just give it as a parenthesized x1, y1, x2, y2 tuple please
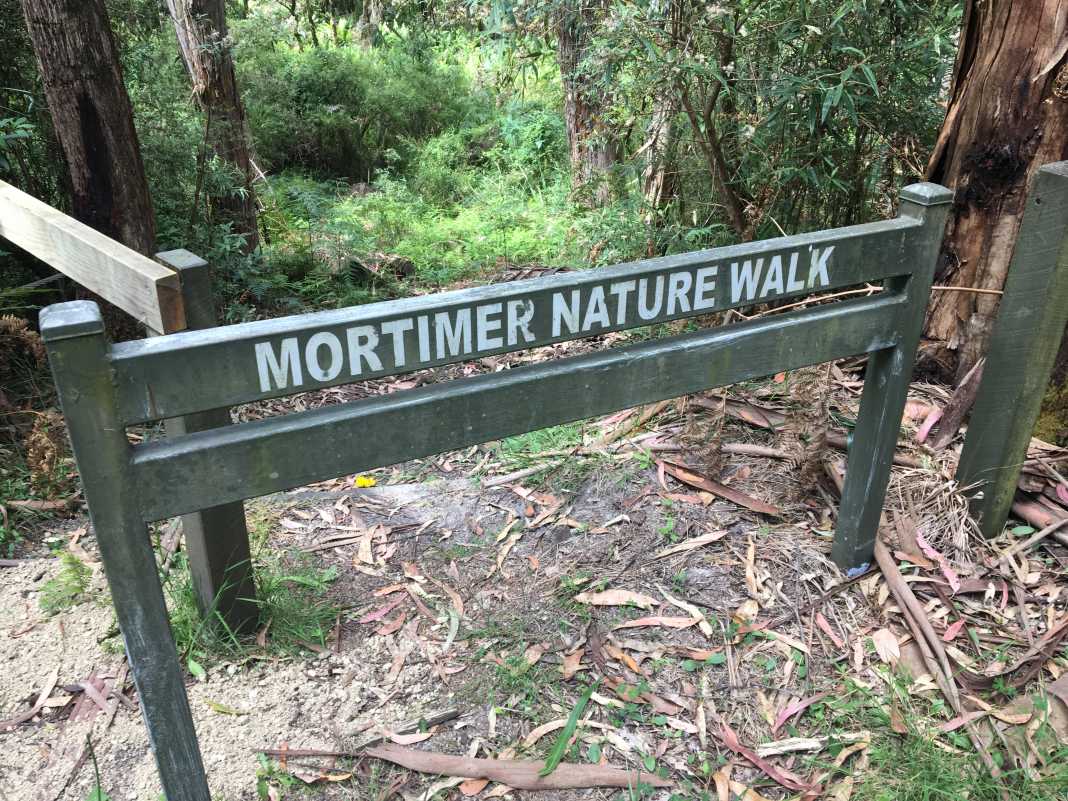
(388, 731, 434, 745)
(718, 723, 814, 793)
(358, 596, 406, 624)
(658, 461, 780, 516)
(613, 616, 700, 631)
(870, 629, 900, 665)
(460, 778, 490, 796)
(916, 533, 961, 593)
(560, 649, 586, 680)
(815, 613, 844, 649)
(772, 692, 829, 734)
(573, 589, 658, 610)
(653, 530, 727, 559)
(365, 744, 672, 789)
(942, 619, 965, 642)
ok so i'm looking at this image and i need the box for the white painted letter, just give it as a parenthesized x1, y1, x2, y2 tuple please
(476, 303, 504, 351)
(637, 276, 664, 320)
(759, 255, 785, 298)
(380, 318, 413, 368)
(730, 258, 763, 303)
(506, 299, 535, 346)
(417, 315, 431, 362)
(552, 290, 582, 336)
(807, 245, 833, 288)
(785, 252, 804, 292)
(305, 331, 344, 382)
(346, 326, 382, 375)
(255, 338, 303, 392)
(693, 266, 718, 310)
(667, 271, 693, 315)
(435, 308, 472, 358)
(582, 286, 610, 331)
(609, 280, 636, 325)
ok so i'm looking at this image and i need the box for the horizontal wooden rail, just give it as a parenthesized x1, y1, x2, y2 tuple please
(110, 214, 924, 424)
(130, 291, 907, 521)
(0, 180, 184, 333)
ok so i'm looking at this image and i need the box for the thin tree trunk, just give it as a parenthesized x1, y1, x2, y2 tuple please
(166, 0, 259, 252)
(556, 2, 617, 206)
(18, 0, 156, 255)
(925, 1, 1068, 379)
(641, 91, 677, 211)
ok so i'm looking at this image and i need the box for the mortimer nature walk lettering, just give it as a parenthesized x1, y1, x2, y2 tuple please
(255, 245, 835, 391)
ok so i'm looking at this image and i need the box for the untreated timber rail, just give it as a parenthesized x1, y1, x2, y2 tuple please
(40, 182, 951, 801)
(0, 179, 185, 333)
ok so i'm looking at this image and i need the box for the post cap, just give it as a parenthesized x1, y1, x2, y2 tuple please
(900, 182, 953, 206)
(39, 301, 105, 342)
(156, 249, 208, 272)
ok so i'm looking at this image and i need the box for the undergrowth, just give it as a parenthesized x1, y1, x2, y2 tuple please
(163, 511, 341, 666)
(39, 549, 91, 615)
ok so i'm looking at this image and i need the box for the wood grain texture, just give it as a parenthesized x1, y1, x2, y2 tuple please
(957, 162, 1068, 535)
(111, 214, 926, 424)
(131, 292, 907, 521)
(39, 302, 209, 801)
(0, 181, 183, 332)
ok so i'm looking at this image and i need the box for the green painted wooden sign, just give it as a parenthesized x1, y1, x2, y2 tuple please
(40, 182, 950, 801)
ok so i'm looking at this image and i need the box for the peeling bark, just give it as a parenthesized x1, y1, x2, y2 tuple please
(925, 1, 1068, 379)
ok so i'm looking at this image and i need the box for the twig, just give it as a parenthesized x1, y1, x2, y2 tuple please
(930, 285, 1004, 296)
(998, 518, 1068, 562)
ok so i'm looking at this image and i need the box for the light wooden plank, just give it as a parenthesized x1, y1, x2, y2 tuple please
(0, 180, 184, 332)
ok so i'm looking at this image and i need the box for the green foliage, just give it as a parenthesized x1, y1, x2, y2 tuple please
(163, 514, 341, 663)
(39, 550, 92, 615)
(234, 27, 481, 178)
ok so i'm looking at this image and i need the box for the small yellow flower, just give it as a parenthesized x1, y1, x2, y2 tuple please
(354, 474, 377, 488)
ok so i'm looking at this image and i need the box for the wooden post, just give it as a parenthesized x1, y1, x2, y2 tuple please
(155, 250, 259, 634)
(40, 301, 211, 801)
(832, 183, 953, 569)
(956, 162, 1068, 536)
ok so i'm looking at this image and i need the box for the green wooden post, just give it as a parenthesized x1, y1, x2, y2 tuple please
(832, 183, 953, 569)
(40, 301, 210, 801)
(155, 250, 259, 634)
(957, 162, 1068, 536)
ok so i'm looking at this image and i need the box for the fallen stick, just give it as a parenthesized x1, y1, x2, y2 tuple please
(998, 518, 1068, 562)
(874, 539, 1005, 789)
(364, 743, 673, 789)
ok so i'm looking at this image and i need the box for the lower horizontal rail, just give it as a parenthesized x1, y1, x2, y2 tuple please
(132, 293, 906, 521)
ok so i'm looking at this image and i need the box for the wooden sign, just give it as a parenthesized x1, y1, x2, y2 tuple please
(40, 182, 951, 801)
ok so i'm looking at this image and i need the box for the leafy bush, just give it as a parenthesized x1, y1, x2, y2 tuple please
(234, 31, 484, 179)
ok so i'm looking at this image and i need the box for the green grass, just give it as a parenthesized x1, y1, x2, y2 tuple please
(39, 549, 92, 615)
(162, 512, 342, 665)
(804, 673, 1068, 801)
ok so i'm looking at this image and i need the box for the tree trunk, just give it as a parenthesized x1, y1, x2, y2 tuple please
(166, 0, 259, 252)
(18, 0, 156, 256)
(925, 1, 1068, 379)
(556, 2, 617, 206)
(641, 92, 677, 211)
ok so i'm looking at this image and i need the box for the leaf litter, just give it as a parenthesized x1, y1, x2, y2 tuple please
(5, 360, 1068, 800)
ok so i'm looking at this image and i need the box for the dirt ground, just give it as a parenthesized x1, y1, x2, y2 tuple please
(3, 374, 1068, 801)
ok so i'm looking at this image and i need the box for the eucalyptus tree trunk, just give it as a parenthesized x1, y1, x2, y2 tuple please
(924, 0, 1068, 379)
(166, 0, 259, 252)
(556, 1, 617, 205)
(356, 0, 385, 47)
(18, 0, 156, 255)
